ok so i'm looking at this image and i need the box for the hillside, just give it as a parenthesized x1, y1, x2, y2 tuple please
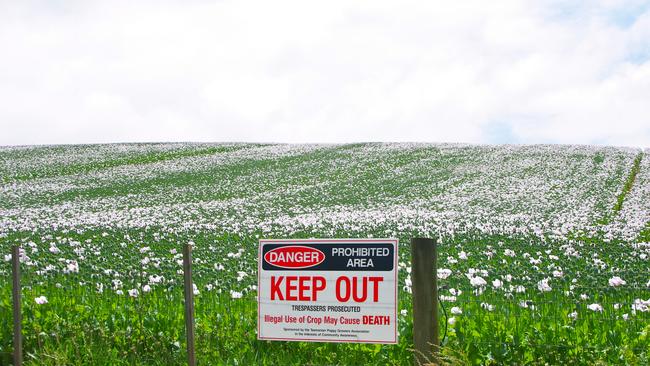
(1, 143, 649, 365)
(1, 143, 647, 238)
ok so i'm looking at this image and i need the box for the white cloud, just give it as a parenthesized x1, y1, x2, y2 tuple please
(0, 0, 648, 146)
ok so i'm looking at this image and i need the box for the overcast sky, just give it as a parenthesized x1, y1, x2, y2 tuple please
(1, 0, 649, 147)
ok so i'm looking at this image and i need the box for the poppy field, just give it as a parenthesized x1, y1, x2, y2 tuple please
(1, 143, 649, 365)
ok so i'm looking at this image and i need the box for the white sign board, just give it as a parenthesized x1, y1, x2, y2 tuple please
(258, 239, 398, 344)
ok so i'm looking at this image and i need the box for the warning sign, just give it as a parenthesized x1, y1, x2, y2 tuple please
(257, 239, 398, 343)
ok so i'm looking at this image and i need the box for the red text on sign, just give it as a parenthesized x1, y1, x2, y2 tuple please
(271, 276, 326, 301)
(336, 276, 383, 302)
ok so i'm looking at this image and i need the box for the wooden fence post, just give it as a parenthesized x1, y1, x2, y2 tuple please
(411, 238, 438, 365)
(12, 245, 22, 366)
(183, 243, 196, 366)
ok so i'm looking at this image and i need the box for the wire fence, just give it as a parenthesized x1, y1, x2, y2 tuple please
(1, 234, 649, 365)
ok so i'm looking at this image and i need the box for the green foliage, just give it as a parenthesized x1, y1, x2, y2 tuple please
(0, 144, 648, 365)
(613, 153, 643, 214)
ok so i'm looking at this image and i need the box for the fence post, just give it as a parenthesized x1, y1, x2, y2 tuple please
(411, 238, 438, 365)
(183, 243, 196, 366)
(12, 245, 22, 366)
